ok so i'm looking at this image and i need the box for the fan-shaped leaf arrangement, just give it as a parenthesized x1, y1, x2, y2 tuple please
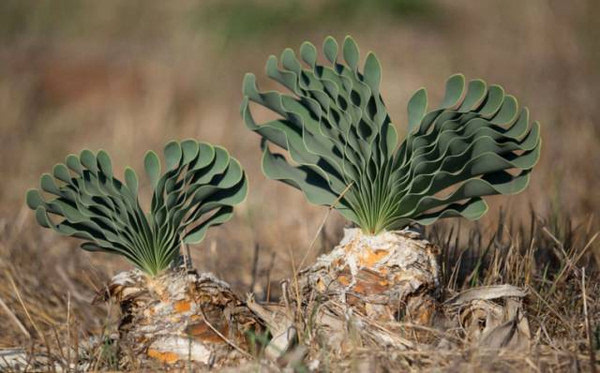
(242, 36, 541, 235)
(26, 140, 248, 276)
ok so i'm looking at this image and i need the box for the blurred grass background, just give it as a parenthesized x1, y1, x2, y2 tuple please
(0, 0, 599, 348)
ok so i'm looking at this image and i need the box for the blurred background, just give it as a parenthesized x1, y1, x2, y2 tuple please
(0, 0, 599, 346)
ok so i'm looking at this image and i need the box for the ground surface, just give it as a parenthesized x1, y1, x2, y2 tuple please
(0, 0, 599, 371)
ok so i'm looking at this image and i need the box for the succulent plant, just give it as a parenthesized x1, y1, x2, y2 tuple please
(242, 36, 541, 235)
(26, 140, 247, 276)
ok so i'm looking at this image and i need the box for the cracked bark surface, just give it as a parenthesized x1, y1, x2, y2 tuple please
(258, 228, 444, 355)
(96, 268, 264, 369)
(93, 233, 530, 368)
(298, 228, 441, 323)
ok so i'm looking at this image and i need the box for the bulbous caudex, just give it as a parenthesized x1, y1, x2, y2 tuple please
(94, 268, 265, 368)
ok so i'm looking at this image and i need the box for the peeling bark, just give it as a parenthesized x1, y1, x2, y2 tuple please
(93, 234, 532, 368)
(96, 268, 265, 369)
(298, 228, 441, 323)
(444, 285, 531, 349)
(258, 229, 531, 358)
(260, 228, 443, 355)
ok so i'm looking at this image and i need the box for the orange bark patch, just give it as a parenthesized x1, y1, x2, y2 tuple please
(346, 293, 366, 311)
(352, 278, 388, 294)
(358, 249, 389, 268)
(409, 298, 436, 325)
(338, 268, 390, 295)
(416, 306, 434, 325)
(185, 320, 228, 344)
(337, 275, 351, 286)
(174, 300, 191, 313)
(147, 349, 179, 364)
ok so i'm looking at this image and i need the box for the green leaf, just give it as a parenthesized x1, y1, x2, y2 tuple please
(40, 174, 61, 196)
(300, 41, 317, 68)
(343, 36, 359, 70)
(79, 150, 97, 172)
(65, 154, 83, 175)
(97, 150, 113, 179)
(323, 36, 339, 63)
(363, 52, 382, 93)
(181, 139, 200, 165)
(407, 88, 427, 134)
(459, 79, 487, 112)
(124, 167, 139, 199)
(26, 189, 44, 210)
(479, 85, 505, 117)
(164, 141, 182, 171)
(183, 206, 233, 244)
(52, 164, 72, 184)
(441, 73, 465, 108)
(144, 151, 161, 189)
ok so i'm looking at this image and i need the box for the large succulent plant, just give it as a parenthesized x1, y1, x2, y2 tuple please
(26, 140, 247, 276)
(242, 36, 541, 235)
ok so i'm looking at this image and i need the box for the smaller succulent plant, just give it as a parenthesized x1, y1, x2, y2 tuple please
(242, 36, 541, 235)
(26, 140, 247, 276)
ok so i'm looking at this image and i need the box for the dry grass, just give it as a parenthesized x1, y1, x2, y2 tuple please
(261, 209, 599, 372)
(0, 0, 599, 371)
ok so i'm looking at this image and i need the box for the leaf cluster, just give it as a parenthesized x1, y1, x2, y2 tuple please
(242, 36, 541, 234)
(26, 140, 247, 276)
